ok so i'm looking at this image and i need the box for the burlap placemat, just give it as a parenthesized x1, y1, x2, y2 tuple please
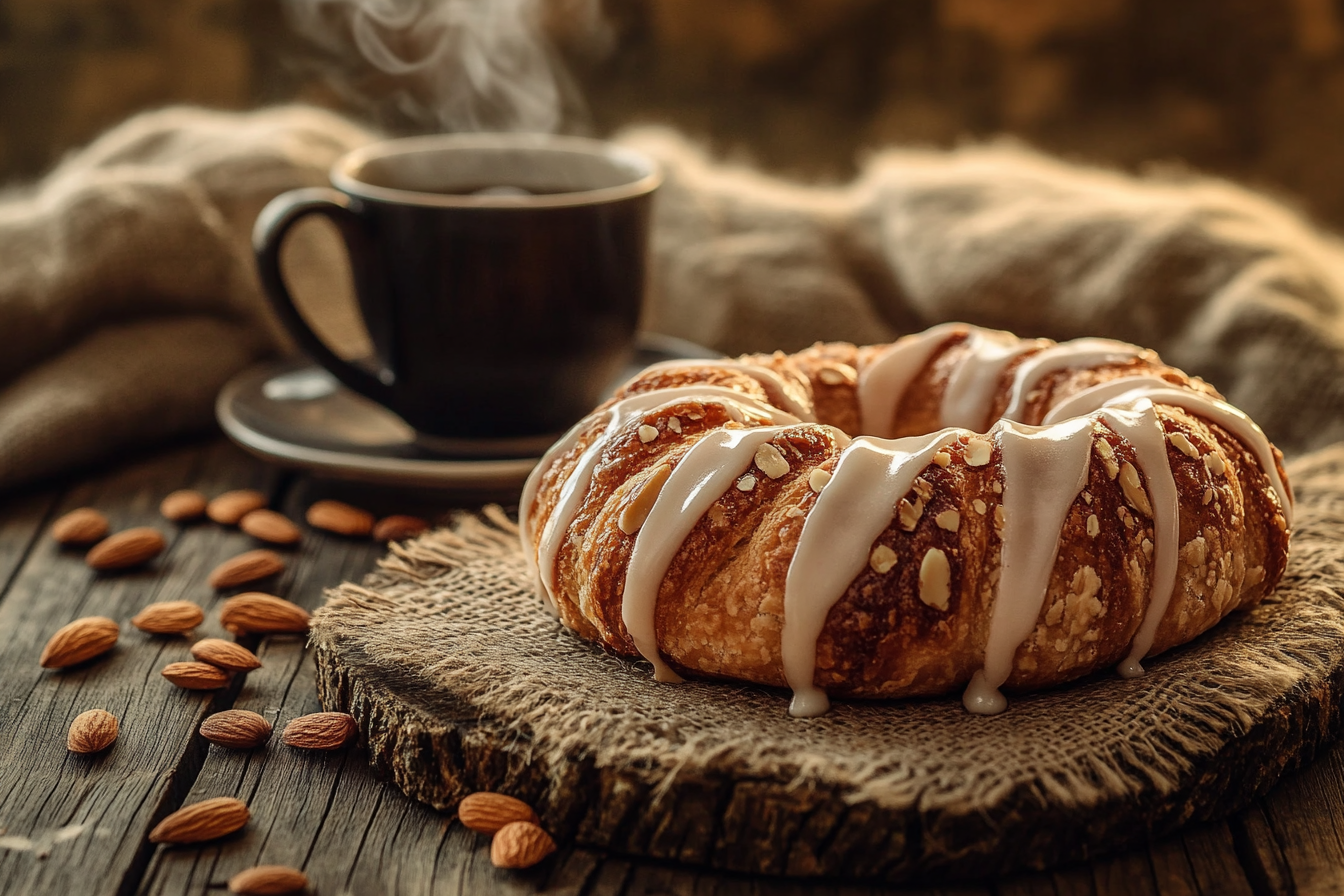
(310, 446, 1344, 882)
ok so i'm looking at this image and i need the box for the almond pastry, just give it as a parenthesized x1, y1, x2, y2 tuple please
(521, 324, 1293, 716)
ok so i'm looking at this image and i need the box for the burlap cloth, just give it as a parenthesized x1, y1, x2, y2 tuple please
(309, 447, 1344, 880)
(4, 104, 1344, 488)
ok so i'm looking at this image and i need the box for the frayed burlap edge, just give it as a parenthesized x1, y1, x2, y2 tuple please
(310, 448, 1344, 881)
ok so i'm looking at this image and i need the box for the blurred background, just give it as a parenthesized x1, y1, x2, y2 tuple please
(2, 0, 1343, 224)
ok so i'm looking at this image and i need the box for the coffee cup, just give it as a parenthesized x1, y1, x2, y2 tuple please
(253, 133, 660, 455)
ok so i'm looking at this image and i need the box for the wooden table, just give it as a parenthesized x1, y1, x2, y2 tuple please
(0, 437, 1339, 896)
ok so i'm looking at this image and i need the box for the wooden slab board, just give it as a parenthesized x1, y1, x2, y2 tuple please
(310, 447, 1344, 885)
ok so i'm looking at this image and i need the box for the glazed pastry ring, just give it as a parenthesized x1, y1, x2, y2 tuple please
(520, 324, 1292, 717)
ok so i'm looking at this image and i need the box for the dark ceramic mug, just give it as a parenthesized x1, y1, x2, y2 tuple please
(253, 133, 660, 454)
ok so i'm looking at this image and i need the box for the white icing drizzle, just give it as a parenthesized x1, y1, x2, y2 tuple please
(634, 358, 816, 422)
(1092, 400, 1182, 679)
(941, 328, 1049, 430)
(1040, 376, 1175, 425)
(856, 323, 965, 438)
(781, 428, 966, 717)
(1099, 386, 1292, 528)
(521, 322, 1292, 719)
(622, 425, 795, 682)
(1001, 338, 1150, 421)
(529, 386, 799, 608)
(963, 416, 1095, 714)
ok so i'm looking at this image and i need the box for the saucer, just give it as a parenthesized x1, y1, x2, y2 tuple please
(216, 333, 720, 491)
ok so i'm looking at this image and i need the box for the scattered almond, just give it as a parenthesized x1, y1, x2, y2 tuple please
(40, 616, 120, 668)
(191, 638, 261, 671)
(51, 508, 109, 545)
(200, 710, 272, 749)
(131, 600, 204, 635)
(282, 712, 356, 750)
(306, 500, 374, 536)
(491, 820, 557, 869)
(162, 661, 231, 690)
(219, 593, 310, 635)
(207, 489, 268, 525)
(458, 793, 540, 834)
(228, 865, 308, 895)
(148, 796, 249, 844)
(209, 549, 286, 590)
(86, 527, 166, 571)
(67, 709, 118, 753)
(160, 489, 208, 522)
(240, 509, 302, 546)
(372, 514, 430, 542)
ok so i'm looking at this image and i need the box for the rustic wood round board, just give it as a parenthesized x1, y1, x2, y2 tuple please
(311, 448, 1344, 884)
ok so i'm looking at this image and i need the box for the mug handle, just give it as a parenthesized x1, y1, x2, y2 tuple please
(252, 187, 395, 407)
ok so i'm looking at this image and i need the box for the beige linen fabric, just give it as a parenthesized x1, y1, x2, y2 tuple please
(1, 105, 1341, 487)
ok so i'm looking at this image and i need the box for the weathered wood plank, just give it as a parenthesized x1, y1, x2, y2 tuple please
(0, 440, 280, 896)
(1228, 803, 1293, 896)
(1251, 739, 1344, 895)
(0, 486, 63, 603)
(1176, 823, 1253, 896)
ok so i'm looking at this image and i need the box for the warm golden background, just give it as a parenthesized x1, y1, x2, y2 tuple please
(4, 0, 1344, 223)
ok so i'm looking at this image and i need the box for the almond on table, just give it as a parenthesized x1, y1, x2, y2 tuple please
(282, 712, 356, 750)
(161, 661, 231, 690)
(67, 709, 118, 753)
(85, 527, 166, 571)
(458, 792, 539, 834)
(373, 514, 430, 542)
(51, 507, 109, 545)
(207, 489, 267, 525)
(159, 489, 208, 522)
(40, 616, 120, 668)
(148, 796, 249, 844)
(191, 638, 261, 671)
(227, 865, 308, 895)
(200, 710, 272, 749)
(209, 549, 286, 590)
(131, 600, 204, 635)
(239, 509, 302, 545)
(306, 500, 374, 536)
(490, 820, 557, 869)
(219, 593, 310, 635)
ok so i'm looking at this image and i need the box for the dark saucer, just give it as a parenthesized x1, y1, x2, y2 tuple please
(215, 333, 720, 491)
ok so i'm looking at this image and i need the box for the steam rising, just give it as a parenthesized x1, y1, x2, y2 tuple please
(283, 0, 608, 133)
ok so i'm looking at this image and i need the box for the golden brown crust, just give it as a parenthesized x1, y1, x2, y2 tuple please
(525, 333, 1292, 702)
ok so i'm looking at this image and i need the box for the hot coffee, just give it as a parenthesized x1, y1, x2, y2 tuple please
(253, 134, 660, 446)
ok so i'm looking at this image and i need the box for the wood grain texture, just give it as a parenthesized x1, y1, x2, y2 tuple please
(0, 441, 280, 896)
(0, 437, 1333, 895)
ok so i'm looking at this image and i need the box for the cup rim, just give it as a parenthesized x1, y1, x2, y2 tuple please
(331, 133, 662, 209)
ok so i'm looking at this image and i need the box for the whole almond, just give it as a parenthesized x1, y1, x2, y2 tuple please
(131, 600, 204, 635)
(282, 712, 357, 750)
(149, 796, 249, 844)
(207, 489, 268, 525)
(306, 500, 374, 536)
(209, 549, 286, 590)
(490, 821, 557, 869)
(160, 489, 208, 522)
(67, 709, 119, 753)
(239, 510, 302, 546)
(40, 616, 120, 668)
(372, 514, 430, 542)
(219, 593, 310, 635)
(162, 661, 231, 690)
(228, 865, 308, 895)
(458, 793, 540, 834)
(86, 527, 166, 571)
(51, 507, 110, 545)
(200, 710, 272, 749)
(191, 638, 261, 671)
